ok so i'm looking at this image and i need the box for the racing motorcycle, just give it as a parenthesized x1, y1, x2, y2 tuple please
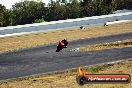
(56, 39, 68, 52)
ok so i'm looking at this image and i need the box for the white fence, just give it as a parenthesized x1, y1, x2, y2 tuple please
(0, 12, 132, 36)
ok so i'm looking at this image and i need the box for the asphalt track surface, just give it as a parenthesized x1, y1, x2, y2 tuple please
(0, 32, 132, 80)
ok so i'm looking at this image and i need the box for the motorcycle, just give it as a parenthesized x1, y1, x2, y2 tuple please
(56, 39, 68, 52)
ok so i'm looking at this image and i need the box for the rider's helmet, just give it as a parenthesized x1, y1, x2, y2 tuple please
(63, 38, 67, 41)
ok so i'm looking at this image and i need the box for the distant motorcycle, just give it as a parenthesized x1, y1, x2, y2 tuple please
(56, 39, 68, 52)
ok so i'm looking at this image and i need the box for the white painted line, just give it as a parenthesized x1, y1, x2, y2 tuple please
(104, 20, 132, 26)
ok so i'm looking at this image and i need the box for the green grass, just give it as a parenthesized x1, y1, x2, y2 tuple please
(86, 65, 103, 73)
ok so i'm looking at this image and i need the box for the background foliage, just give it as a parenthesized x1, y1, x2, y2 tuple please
(0, 0, 132, 27)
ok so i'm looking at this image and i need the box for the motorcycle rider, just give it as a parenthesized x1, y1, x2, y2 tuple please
(56, 38, 68, 52)
(61, 38, 68, 48)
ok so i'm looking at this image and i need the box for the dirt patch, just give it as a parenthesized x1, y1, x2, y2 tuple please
(80, 39, 132, 51)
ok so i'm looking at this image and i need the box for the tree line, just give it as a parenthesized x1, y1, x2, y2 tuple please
(0, 0, 132, 27)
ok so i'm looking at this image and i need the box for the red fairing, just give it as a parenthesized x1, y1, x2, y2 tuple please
(56, 39, 68, 52)
(58, 41, 64, 48)
(61, 40, 65, 43)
